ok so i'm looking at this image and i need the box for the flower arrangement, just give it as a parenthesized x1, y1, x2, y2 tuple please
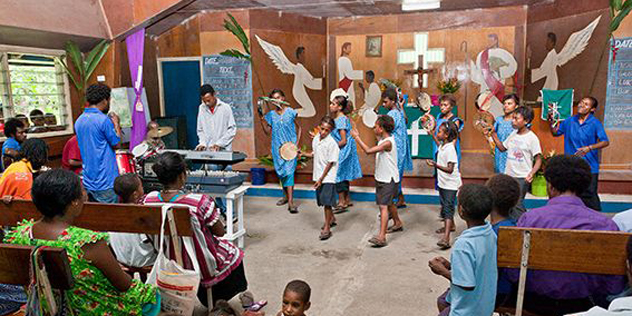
(536, 150, 557, 176)
(437, 78, 461, 95)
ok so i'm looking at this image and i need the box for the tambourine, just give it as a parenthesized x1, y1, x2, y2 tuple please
(473, 111, 496, 134)
(415, 92, 432, 112)
(132, 142, 149, 158)
(280, 142, 298, 161)
(362, 110, 378, 128)
(420, 113, 436, 132)
(476, 91, 494, 112)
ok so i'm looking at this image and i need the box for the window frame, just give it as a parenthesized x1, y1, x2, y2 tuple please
(0, 44, 74, 140)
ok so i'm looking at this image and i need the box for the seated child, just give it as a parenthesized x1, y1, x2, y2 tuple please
(300, 116, 340, 240)
(429, 184, 497, 316)
(276, 280, 311, 316)
(351, 115, 403, 248)
(109, 173, 158, 269)
(486, 174, 521, 307)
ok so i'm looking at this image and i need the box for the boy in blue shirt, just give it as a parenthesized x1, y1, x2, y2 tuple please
(2, 118, 26, 170)
(429, 184, 497, 316)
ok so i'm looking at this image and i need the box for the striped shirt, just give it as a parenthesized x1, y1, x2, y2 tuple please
(143, 192, 243, 287)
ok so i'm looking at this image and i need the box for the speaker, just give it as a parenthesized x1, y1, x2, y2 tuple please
(156, 116, 187, 149)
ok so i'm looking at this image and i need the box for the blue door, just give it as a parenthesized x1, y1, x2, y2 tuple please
(161, 60, 201, 149)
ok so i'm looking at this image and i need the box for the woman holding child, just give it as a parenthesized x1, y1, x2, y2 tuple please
(144, 151, 248, 306)
(4, 169, 159, 315)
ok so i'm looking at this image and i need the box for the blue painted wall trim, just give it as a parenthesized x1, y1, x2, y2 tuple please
(245, 187, 632, 213)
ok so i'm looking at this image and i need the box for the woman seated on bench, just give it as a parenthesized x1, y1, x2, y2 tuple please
(3, 169, 160, 316)
(144, 152, 248, 306)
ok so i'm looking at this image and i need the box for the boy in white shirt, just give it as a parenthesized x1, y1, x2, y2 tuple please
(427, 121, 462, 249)
(301, 116, 340, 240)
(487, 106, 542, 219)
(351, 115, 402, 248)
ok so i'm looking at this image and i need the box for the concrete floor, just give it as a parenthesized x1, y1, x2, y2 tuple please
(238, 196, 468, 316)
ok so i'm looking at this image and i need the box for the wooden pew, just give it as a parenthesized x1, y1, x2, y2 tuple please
(0, 199, 192, 236)
(0, 244, 73, 316)
(496, 227, 632, 316)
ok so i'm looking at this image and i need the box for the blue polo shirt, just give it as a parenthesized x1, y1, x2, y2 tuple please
(555, 114, 609, 174)
(446, 223, 497, 316)
(75, 107, 120, 191)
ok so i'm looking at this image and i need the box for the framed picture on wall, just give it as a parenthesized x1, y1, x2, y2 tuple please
(366, 35, 382, 57)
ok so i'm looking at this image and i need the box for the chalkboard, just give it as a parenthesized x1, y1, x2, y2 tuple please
(202, 55, 253, 128)
(605, 37, 632, 130)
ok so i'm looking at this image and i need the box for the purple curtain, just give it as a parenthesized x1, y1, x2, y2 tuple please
(126, 28, 146, 149)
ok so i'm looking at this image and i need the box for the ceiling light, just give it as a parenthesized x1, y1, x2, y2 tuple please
(402, 0, 441, 11)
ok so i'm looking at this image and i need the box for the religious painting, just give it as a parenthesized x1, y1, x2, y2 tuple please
(109, 87, 133, 128)
(366, 35, 382, 58)
(255, 35, 323, 118)
(470, 33, 518, 118)
(338, 42, 364, 109)
(529, 16, 600, 98)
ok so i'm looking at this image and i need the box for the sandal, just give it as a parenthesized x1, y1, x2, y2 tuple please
(437, 239, 451, 250)
(435, 227, 456, 234)
(386, 225, 404, 233)
(288, 206, 298, 214)
(321, 221, 337, 230)
(319, 231, 332, 240)
(333, 206, 349, 214)
(276, 198, 288, 206)
(368, 237, 387, 248)
(396, 204, 407, 209)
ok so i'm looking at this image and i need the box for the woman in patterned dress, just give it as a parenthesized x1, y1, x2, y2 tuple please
(493, 94, 519, 173)
(383, 89, 413, 208)
(257, 89, 302, 213)
(329, 95, 363, 212)
(4, 169, 159, 316)
(144, 152, 247, 307)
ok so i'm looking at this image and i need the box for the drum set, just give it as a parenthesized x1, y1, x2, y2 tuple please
(115, 126, 174, 175)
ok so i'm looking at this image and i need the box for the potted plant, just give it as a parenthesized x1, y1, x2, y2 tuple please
(437, 78, 461, 95)
(532, 150, 557, 197)
(59, 40, 111, 104)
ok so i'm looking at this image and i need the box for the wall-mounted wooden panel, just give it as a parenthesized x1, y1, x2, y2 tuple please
(155, 15, 201, 57)
(198, 10, 250, 32)
(250, 9, 327, 35)
(250, 29, 328, 157)
(527, 0, 608, 24)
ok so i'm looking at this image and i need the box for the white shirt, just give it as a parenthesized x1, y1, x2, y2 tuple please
(567, 297, 632, 316)
(503, 130, 542, 178)
(109, 233, 157, 268)
(196, 98, 236, 150)
(375, 136, 399, 183)
(312, 134, 339, 183)
(613, 209, 632, 232)
(437, 142, 462, 190)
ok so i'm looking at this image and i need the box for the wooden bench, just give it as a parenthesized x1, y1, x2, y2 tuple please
(496, 227, 632, 316)
(0, 244, 73, 316)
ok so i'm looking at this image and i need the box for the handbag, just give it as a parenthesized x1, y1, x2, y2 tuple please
(25, 246, 72, 316)
(146, 205, 201, 316)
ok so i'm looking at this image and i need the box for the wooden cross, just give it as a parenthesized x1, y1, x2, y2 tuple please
(404, 55, 436, 89)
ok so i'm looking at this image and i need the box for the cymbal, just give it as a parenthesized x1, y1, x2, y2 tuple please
(147, 126, 173, 138)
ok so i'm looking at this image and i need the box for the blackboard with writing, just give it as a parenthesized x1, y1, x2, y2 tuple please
(605, 37, 632, 130)
(202, 55, 253, 128)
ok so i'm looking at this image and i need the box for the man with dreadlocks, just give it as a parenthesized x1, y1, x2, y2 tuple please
(0, 138, 49, 199)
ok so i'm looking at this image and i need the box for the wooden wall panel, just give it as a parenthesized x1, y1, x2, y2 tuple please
(250, 9, 326, 35)
(199, 30, 251, 55)
(250, 29, 327, 157)
(155, 15, 201, 57)
(198, 10, 250, 32)
(527, 0, 609, 24)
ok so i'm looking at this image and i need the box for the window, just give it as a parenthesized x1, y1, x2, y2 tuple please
(0, 45, 72, 138)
